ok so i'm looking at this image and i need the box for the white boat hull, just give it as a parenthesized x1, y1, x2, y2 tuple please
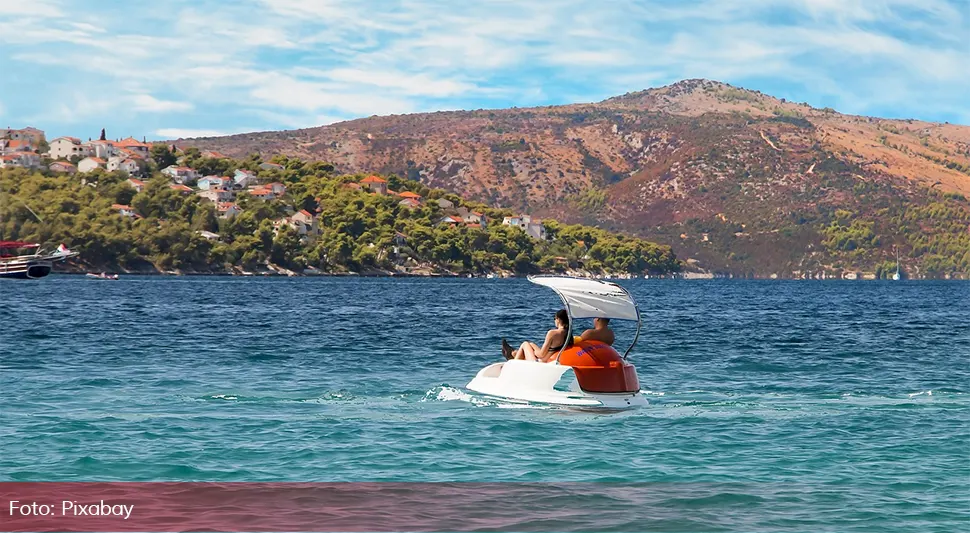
(466, 360, 647, 409)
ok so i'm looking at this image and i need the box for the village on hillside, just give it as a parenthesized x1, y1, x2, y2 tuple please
(0, 126, 551, 245)
(1, 126, 638, 278)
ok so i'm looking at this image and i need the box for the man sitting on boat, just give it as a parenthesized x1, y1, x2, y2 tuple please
(579, 318, 615, 346)
(502, 309, 573, 363)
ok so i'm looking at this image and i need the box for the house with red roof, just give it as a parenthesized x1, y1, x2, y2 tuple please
(78, 156, 106, 173)
(463, 211, 487, 228)
(198, 188, 235, 203)
(49, 161, 77, 174)
(111, 204, 138, 218)
(399, 198, 421, 209)
(247, 186, 276, 200)
(1, 126, 45, 144)
(398, 191, 423, 201)
(0, 154, 25, 168)
(360, 175, 388, 195)
(162, 165, 199, 184)
(201, 150, 228, 159)
(217, 202, 241, 218)
(438, 215, 464, 226)
(114, 137, 150, 158)
(127, 177, 146, 192)
(2, 139, 33, 152)
(170, 183, 193, 194)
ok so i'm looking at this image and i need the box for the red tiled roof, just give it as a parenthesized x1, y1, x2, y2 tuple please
(170, 184, 192, 192)
(7, 140, 29, 148)
(111, 204, 132, 210)
(217, 202, 238, 211)
(51, 162, 77, 169)
(466, 223, 482, 228)
(128, 178, 145, 186)
(116, 137, 148, 148)
(1, 154, 21, 161)
(361, 175, 387, 184)
(298, 209, 313, 217)
(398, 191, 422, 199)
(85, 157, 106, 164)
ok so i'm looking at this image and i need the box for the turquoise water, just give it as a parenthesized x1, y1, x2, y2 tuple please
(1, 278, 969, 531)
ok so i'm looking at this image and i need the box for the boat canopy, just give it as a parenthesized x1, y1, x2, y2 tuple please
(529, 275, 639, 321)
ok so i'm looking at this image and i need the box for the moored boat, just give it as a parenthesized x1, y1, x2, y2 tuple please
(0, 242, 76, 280)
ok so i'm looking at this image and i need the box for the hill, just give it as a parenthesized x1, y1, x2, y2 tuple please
(177, 79, 970, 278)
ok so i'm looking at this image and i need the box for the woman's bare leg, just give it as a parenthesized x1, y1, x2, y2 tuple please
(520, 342, 542, 361)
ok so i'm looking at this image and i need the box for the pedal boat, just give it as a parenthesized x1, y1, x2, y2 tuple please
(467, 276, 648, 409)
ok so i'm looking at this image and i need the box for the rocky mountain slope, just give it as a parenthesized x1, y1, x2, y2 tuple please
(179, 80, 970, 277)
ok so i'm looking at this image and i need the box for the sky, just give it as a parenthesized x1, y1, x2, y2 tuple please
(0, 0, 967, 141)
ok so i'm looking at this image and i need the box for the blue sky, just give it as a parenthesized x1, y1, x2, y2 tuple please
(0, 0, 967, 141)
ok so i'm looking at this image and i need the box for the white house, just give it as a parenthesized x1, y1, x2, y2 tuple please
(48, 137, 90, 160)
(127, 178, 145, 192)
(217, 202, 241, 218)
(162, 166, 199, 183)
(503, 215, 546, 240)
(290, 209, 319, 235)
(463, 211, 487, 228)
(360, 175, 388, 194)
(111, 204, 138, 218)
(107, 156, 141, 175)
(233, 169, 258, 189)
(78, 157, 107, 173)
(197, 176, 230, 190)
(84, 140, 116, 159)
(198, 188, 234, 203)
(197, 230, 221, 240)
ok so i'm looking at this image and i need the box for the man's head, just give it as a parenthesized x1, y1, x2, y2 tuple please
(594, 317, 611, 328)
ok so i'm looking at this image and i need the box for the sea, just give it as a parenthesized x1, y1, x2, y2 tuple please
(1, 277, 968, 532)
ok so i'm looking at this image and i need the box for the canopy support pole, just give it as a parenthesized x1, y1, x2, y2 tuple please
(554, 292, 573, 364)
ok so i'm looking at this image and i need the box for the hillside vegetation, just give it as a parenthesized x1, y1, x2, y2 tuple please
(179, 79, 970, 278)
(0, 153, 679, 276)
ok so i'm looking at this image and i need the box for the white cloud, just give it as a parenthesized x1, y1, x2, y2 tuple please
(1, 0, 967, 138)
(131, 95, 193, 113)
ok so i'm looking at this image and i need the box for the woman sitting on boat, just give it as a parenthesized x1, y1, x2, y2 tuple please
(502, 309, 573, 363)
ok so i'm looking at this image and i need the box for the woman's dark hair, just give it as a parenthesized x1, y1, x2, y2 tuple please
(556, 309, 573, 346)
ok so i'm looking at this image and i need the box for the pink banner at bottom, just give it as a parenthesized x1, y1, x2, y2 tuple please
(0, 481, 835, 532)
